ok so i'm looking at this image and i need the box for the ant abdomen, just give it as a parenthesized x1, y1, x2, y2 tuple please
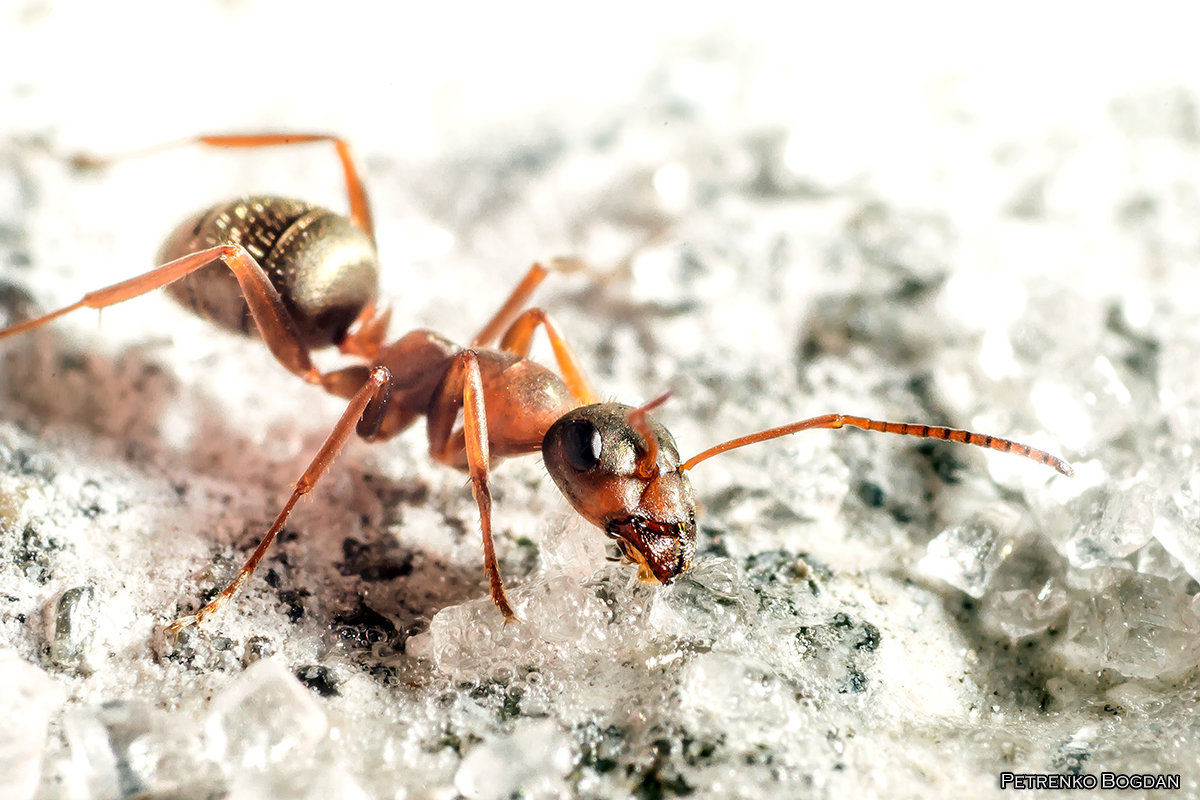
(159, 196, 379, 348)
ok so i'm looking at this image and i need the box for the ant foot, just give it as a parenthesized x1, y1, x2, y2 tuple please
(69, 152, 108, 171)
(163, 599, 221, 642)
(163, 613, 201, 643)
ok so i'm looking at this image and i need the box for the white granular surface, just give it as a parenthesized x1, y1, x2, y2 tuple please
(2, 4, 1198, 799)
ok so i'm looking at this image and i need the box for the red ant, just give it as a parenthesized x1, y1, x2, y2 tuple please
(0, 134, 1074, 637)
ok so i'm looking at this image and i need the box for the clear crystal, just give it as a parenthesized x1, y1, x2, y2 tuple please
(919, 506, 1024, 597)
(648, 558, 750, 644)
(533, 513, 607, 579)
(205, 658, 328, 772)
(223, 765, 370, 800)
(978, 533, 1070, 640)
(45, 584, 97, 673)
(982, 580, 1070, 640)
(1063, 482, 1154, 569)
(1060, 573, 1200, 678)
(415, 573, 617, 681)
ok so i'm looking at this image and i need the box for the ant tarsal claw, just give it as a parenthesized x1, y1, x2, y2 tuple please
(163, 614, 200, 643)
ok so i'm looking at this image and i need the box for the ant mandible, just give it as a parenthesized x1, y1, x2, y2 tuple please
(0, 134, 1074, 637)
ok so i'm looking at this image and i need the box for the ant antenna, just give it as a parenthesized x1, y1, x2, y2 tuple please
(627, 391, 672, 480)
(678, 413, 1074, 477)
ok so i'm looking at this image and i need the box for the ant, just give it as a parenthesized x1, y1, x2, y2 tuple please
(0, 134, 1073, 637)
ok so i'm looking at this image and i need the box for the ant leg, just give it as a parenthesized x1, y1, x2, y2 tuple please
(498, 308, 598, 405)
(73, 133, 374, 239)
(471, 257, 591, 348)
(679, 413, 1074, 477)
(429, 351, 517, 621)
(339, 302, 392, 361)
(164, 366, 392, 637)
(472, 263, 549, 347)
(0, 244, 322, 383)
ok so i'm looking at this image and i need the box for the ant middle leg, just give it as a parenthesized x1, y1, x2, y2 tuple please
(165, 366, 393, 636)
(428, 351, 517, 621)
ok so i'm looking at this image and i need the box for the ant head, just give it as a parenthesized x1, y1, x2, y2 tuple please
(542, 401, 696, 584)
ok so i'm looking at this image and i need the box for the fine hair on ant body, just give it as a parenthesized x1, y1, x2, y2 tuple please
(0, 134, 1074, 637)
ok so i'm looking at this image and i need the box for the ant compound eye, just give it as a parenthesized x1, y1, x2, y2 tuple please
(562, 419, 603, 472)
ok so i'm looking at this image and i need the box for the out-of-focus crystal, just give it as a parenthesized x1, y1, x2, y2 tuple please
(0, 650, 63, 800)
(1159, 323, 1200, 441)
(453, 719, 572, 800)
(1071, 354, 1136, 444)
(761, 444, 850, 521)
(63, 700, 209, 800)
(1030, 380, 1093, 452)
(678, 651, 797, 731)
(1158, 470, 1200, 582)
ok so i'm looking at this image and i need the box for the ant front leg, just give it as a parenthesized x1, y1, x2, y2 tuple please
(428, 351, 518, 622)
(165, 366, 392, 637)
(470, 257, 592, 348)
(498, 308, 598, 405)
(468, 261, 598, 405)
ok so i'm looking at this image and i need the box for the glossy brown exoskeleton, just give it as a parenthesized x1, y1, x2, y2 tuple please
(0, 134, 1073, 636)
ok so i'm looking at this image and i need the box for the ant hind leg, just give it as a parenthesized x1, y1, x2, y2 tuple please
(164, 366, 393, 637)
(1, 244, 323, 384)
(73, 133, 375, 239)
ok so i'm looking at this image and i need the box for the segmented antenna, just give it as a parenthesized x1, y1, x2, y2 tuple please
(679, 413, 1074, 477)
